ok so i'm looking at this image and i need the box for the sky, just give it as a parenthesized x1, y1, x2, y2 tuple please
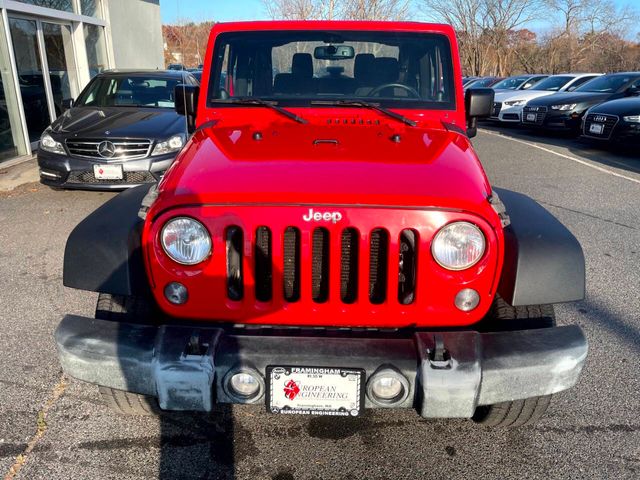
(160, 0, 639, 38)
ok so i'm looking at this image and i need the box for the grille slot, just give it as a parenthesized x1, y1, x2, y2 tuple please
(226, 227, 244, 301)
(369, 229, 389, 304)
(254, 227, 272, 302)
(65, 138, 152, 160)
(340, 228, 359, 304)
(398, 229, 418, 305)
(583, 113, 619, 139)
(311, 228, 330, 303)
(283, 227, 301, 302)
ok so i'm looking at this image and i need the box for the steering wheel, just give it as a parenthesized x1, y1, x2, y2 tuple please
(368, 83, 420, 98)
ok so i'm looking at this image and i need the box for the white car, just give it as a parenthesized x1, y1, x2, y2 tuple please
(491, 73, 602, 123)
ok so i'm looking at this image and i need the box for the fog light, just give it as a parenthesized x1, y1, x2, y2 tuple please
(372, 377, 403, 400)
(455, 288, 480, 311)
(230, 373, 260, 398)
(367, 367, 410, 407)
(164, 282, 188, 305)
(224, 367, 264, 403)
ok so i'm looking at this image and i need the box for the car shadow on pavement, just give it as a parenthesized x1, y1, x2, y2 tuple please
(480, 123, 640, 176)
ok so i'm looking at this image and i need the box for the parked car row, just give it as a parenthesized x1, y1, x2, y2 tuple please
(484, 72, 640, 146)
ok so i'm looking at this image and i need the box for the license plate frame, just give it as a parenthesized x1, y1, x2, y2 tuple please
(93, 164, 123, 180)
(266, 366, 365, 417)
(526, 113, 537, 122)
(589, 123, 604, 135)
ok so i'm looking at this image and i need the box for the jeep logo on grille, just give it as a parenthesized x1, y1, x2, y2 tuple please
(303, 208, 343, 224)
(594, 116, 607, 122)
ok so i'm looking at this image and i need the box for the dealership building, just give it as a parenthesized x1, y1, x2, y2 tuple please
(0, 0, 164, 165)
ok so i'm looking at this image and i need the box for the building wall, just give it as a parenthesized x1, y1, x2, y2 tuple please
(105, 0, 163, 69)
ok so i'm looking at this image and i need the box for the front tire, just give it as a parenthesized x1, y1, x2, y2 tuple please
(95, 293, 162, 415)
(472, 296, 556, 427)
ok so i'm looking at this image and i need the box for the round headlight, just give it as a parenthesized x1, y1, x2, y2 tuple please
(161, 217, 211, 265)
(432, 221, 485, 270)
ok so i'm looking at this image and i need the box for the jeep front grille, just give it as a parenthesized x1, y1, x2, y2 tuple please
(65, 138, 152, 160)
(221, 225, 418, 306)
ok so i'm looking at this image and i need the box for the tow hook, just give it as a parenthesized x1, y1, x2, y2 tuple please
(429, 335, 451, 369)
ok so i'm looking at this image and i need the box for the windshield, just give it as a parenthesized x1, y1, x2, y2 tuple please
(208, 31, 455, 110)
(531, 76, 573, 91)
(575, 75, 635, 93)
(75, 75, 185, 108)
(493, 76, 530, 90)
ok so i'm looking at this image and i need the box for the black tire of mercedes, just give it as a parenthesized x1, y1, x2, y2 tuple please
(472, 296, 556, 428)
(95, 293, 162, 415)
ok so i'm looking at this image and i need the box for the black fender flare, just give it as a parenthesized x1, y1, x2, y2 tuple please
(63, 184, 154, 296)
(494, 188, 585, 306)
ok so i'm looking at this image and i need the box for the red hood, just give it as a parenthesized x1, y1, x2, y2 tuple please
(154, 113, 493, 215)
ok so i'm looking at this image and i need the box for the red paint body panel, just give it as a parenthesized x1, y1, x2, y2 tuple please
(142, 21, 504, 328)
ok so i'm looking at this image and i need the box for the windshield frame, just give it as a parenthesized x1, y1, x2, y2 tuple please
(206, 30, 457, 111)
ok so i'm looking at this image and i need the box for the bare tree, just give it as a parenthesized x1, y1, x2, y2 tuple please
(341, 0, 410, 20)
(263, 0, 322, 20)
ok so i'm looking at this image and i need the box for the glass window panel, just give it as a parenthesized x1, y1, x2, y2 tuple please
(42, 22, 79, 115)
(84, 24, 108, 78)
(80, 0, 102, 18)
(8, 17, 51, 143)
(12, 0, 74, 13)
(0, 17, 28, 161)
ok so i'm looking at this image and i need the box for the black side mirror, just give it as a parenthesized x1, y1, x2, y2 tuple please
(175, 84, 200, 133)
(62, 98, 74, 109)
(465, 88, 494, 138)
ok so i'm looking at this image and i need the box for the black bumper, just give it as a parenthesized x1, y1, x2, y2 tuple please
(55, 315, 588, 417)
(37, 150, 175, 190)
(523, 111, 583, 131)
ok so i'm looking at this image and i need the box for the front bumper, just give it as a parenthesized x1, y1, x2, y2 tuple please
(55, 315, 588, 417)
(522, 109, 583, 131)
(491, 105, 523, 123)
(37, 150, 176, 190)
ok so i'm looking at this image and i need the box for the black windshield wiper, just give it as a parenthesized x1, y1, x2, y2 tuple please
(310, 100, 417, 127)
(213, 98, 308, 124)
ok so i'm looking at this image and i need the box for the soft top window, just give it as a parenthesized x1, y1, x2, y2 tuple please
(207, 30, 456, 110)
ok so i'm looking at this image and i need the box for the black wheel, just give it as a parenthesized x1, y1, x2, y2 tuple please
(472, 295, 556, 427)
(472, 395, 552, 427)
(99, 386, 161, 416)
(95, 293, 162, 415)
(95, 292, 159, 324)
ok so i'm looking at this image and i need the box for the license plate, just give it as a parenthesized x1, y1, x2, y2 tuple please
(589, 123, 604, 135)
(526, 113, 536, 122)
(93, 164, 123, 180)
(267, 366, 365, 417)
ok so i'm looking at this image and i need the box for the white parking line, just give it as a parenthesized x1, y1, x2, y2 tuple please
(481, 129, 640, 185)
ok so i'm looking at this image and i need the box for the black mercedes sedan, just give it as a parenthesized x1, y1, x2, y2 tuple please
(582, 97, 640, 146)
(521, 72, 640, 134)
(38, 70, 197, 190)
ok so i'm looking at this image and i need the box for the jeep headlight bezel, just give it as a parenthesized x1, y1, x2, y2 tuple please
(161, 217, 212, 265)
(431, 221, 486, 271)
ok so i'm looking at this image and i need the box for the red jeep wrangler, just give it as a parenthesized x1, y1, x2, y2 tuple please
(56, 22, 588, 427)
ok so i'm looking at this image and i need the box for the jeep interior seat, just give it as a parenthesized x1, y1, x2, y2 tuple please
(353, 53, 376, 95)
(356, 57, 405, 97)
(273, 53, 315, 95)
(316, 65, 356, 95)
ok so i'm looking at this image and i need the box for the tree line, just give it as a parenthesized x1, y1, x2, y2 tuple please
(163, 0, 640, 75)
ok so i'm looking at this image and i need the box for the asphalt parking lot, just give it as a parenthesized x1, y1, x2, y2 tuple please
(0, 127, 639, 480)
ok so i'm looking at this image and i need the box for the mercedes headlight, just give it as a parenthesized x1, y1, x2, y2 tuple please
(504, 99, 526, 107)
(623, 115, 640, 123)
(551, 103, 577, 111)
(432, 222, 486, 270)
(152, 134, 185, 156)
(161, 217, 211, 265)
(40, 132, 65, 155)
